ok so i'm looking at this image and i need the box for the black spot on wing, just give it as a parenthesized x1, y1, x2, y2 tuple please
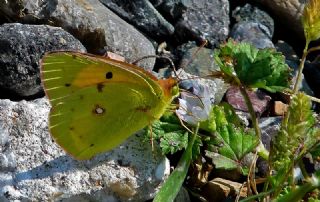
(65, 83, 71, 87)
(106, 72, 113, 79)
(97, 83, 105, 92)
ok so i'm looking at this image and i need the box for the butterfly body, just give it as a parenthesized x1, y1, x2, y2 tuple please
(41, 52, 179, 159)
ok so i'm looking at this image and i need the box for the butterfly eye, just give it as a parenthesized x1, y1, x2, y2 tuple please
(106, 72, 113, 79)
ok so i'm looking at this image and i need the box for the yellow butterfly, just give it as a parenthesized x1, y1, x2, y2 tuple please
(41, 52, 179, 160)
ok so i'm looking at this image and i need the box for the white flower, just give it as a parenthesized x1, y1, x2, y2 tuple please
(176, 83, 212, 125)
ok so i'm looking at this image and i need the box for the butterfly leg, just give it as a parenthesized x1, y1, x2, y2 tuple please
(148, 122, 154, 152)
(176, 113, 193, 134)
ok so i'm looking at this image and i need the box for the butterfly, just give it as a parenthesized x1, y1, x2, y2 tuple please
(41, 51, 179, 160)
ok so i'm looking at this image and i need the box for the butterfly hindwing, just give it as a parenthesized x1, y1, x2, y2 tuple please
(41, 52, 176, 159)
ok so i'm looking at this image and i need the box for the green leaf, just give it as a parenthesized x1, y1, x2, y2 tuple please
(153, 124, 199, 202)
(214, 39, 291, 92)
(160, 131, 188, 154)
(145, 112, 191, 155)
(203, 104, 259, 175)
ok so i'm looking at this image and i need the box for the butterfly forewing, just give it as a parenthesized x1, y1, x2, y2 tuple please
(41, 52, 176, 159)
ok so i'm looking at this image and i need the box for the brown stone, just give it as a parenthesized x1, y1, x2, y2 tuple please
(213, 178, 247, 198)
(226, 86, 271, 115)
(202, 180, 231, 202)
(273, 101, 288, 116)
(202, 178, 247, 201)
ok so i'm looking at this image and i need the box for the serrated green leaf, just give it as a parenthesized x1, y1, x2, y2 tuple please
(160, 131, 188, 154)
(145, 112, 191, 155)
(214, 40, 291, 92)
(204, 104, 259, 175)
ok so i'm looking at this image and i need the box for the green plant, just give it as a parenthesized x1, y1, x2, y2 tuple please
(151, 0, 320, 201)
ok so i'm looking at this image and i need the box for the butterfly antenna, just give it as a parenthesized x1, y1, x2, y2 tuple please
(177, 39, 208, 78)
(132, 55, 179, 80)
(180, 89, 205, 108)
(174, 104, 201, 134)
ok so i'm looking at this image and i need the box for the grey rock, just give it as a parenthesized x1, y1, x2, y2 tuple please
(259, 117, 282, 150)
(257, 117, 282, 176)
(230, 21, 274, 49)
(0, 0, 156, 69)
(275, 41, 314, 97)
(251, 0, 304, 38)
(178, 43, 219, 76)
(232, 3, 274, 37)
(151, 0, 191, 21)
(287, 59, 314, 96)
(99, 0, 175, 38)
(0, 23, 86, 97)
(304, 61, 320, 99)
(177, 44, 229, 105)
(275, 40, 299, 62)
(174, 0, 229, 47)
(0, 98, 170, 201)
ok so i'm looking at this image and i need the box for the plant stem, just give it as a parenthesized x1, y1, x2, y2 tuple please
(283, 42, 309, 128)
(239, 85, 269, 161)
(293, 43, 309, 94)
(239, 85, 261, 139)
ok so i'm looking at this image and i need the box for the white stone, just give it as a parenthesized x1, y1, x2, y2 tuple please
(0, 98, 170, 201)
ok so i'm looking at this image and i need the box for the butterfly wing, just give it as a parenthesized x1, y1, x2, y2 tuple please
(41, 52, 177, 159)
